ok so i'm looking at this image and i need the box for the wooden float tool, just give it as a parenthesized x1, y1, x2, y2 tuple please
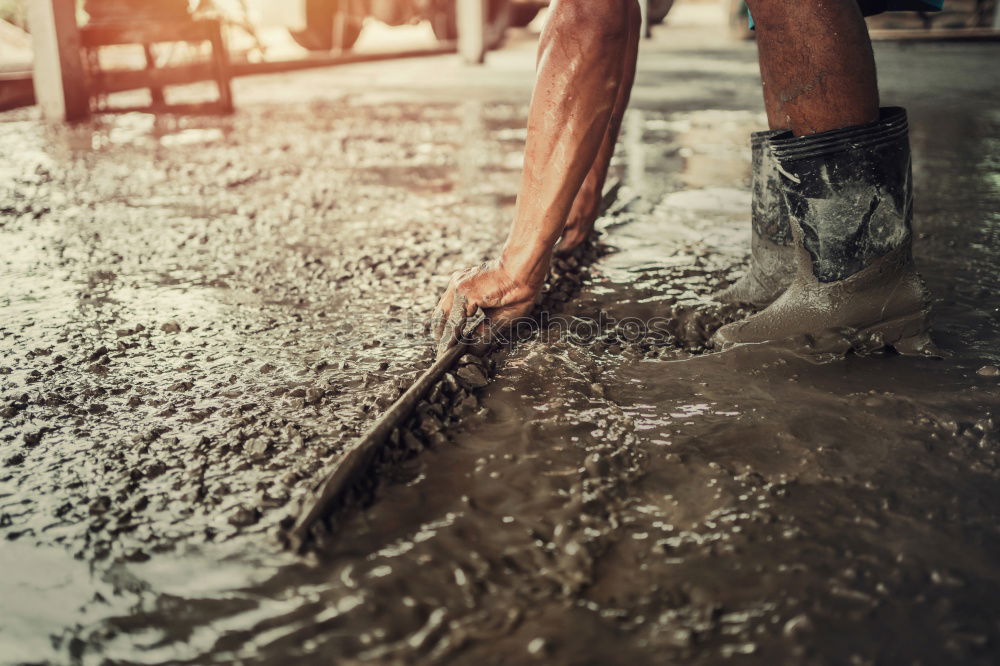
(288, 311, 485, 551)
(288, 180, 626, 552)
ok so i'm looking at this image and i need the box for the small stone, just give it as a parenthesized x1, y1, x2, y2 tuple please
(89, 496, 112, 515)
(416, 400, 444, 419)
(124, 549, 150, 562)
(929, 569, 964, 587)
(305, 387, 324, 405)
(527, 638, 548, 656)
(458, 354, 484, 369)
(228, 506, 260, 527)
(783, 614, 813, 638)
(161, 321, 181, 334)
(456, 364, 488, 389)
(976, 365, 999, 377)
(419, 414, 442, 437)
(584, 453, 609, 477)
(23, 430, 44, 447)
(667, 628, 693, 648)
(88, 346, 109, 362)
(246, 438, 270, 458)
(144, 462, 168, 479)
(403, 430, 424, 453)
(453, 393, 478, 416)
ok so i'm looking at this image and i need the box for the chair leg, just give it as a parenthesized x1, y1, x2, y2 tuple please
(143, 43, 166, 109)
(83, 46, 103, 112)
(28, 0, 90, 121)
(208, 20, 234, 113)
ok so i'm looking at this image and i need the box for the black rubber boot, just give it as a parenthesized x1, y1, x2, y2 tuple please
(716, 129, 796, 307)
(713, 107, 934, 355)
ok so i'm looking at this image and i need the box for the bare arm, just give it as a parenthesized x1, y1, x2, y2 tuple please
(559, 1, 640, 253)
(434, 0, 641, 354)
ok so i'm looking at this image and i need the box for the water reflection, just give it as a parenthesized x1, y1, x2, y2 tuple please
(624, 108, 646, 194)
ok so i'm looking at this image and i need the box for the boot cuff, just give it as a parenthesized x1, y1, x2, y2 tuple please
(751, 128, 783, 150)
(769, 107, 908, 161)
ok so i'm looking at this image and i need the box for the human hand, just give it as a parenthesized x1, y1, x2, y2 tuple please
(432, 259, 542, 357)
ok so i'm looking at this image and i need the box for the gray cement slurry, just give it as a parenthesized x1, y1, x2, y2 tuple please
(2, 41, 999, 664)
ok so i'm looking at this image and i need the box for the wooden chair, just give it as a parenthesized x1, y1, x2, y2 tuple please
(79, 18, 233, 114)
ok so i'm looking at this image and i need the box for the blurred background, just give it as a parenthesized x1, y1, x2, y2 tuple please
(2, 0, 998, 115)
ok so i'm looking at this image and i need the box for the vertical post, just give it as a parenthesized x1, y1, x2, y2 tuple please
(993, 0, 1000, 30)
(143, 44, 165, 110)
(641, 0, 650, 39)
(333, 7, 346, 52)
(457, 0, 487, 65)
(27, 0, 89, 122)
(207, 20, 234, 113)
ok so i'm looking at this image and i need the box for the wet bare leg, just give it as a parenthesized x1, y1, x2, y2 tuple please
(748, 0, 879, 134)
(434, 0, 641, 352)
(557, 0, 640, 253)
(717, 0, 877, 308)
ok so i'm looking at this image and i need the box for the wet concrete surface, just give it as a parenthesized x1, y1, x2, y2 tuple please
(2, 29, 1000, 666)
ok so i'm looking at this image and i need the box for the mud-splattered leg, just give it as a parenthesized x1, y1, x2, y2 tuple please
(748, 0, 879, 135)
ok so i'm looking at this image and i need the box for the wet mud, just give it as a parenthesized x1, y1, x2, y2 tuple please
(3, 41, 1000, 665)
(0, 99, 524, 558)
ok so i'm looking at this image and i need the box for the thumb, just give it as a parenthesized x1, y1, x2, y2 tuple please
(437, 293, 469, 358)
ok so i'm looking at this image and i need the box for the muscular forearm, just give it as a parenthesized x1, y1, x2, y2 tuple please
(560, 0, 640, 252)
(500, 0, 640, 287)
(433, 1, 640, 353)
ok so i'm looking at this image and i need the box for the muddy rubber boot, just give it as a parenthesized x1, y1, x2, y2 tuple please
(716, 130, 796, 307)
(712, 107, 934, 355)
